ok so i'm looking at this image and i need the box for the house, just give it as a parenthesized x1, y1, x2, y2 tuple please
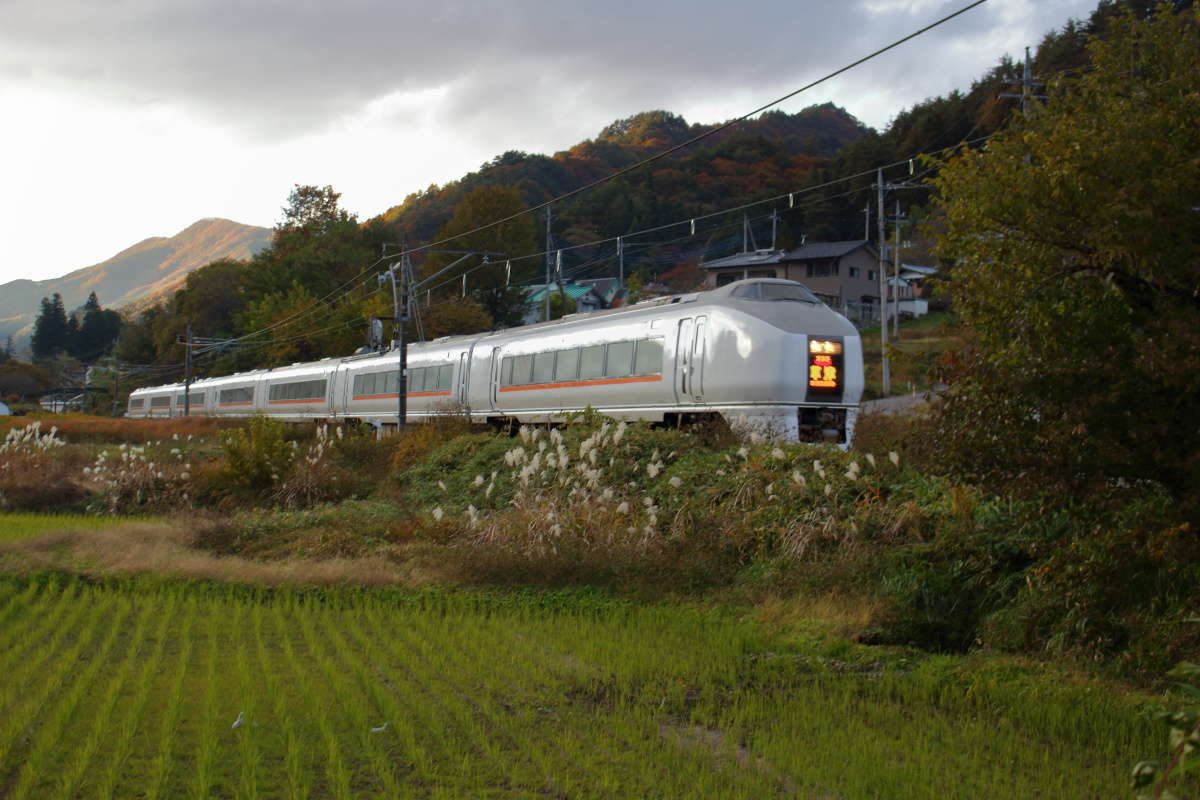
(574, 278, 627, 308)
(895, 264, 939, 318)
(522, 282, 607, 324)
(700, 240, 882, 306)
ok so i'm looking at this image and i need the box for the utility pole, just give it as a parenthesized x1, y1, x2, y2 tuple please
(617, 236, 624, 284)
(893, 200, 903, 339)
(544, 207, 554, 322)
(379, 246, 505, 431)
(183, 323, 192, 417)
(1000, 47, 1046, 115)
(111, 363, 120, 417)
(876, 168, 890, 396)
(863, 202, 871, 242)
(555, 250, 568, 319)
(770, 208, 779, 251)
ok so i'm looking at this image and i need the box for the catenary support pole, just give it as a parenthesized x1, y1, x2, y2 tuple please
(183, 323, 192, 417)
(876, 168, 890, 395)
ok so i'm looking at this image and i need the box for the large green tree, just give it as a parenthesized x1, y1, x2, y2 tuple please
(929, 5, 1199, 499)
(423, 185, 538, 328)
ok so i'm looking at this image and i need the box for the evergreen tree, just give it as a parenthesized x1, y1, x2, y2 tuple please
(31, 293, 70, 360)
(73, 293, 123, 362)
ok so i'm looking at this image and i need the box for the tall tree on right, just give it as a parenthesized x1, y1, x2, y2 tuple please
(928, 6, 1200, 501)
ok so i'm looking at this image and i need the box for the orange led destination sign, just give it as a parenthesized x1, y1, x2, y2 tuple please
(807, 338, 842, 394)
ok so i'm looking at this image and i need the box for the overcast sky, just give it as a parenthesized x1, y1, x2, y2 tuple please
(0, 0, 1096, 285)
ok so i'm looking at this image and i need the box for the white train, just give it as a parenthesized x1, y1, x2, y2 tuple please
(127, 278, 864, 444)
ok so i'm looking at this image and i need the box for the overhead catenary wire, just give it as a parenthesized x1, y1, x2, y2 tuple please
(208, 0, 990, 351)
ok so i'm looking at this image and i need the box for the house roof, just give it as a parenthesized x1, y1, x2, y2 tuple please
(575, 277, 626, 302)
(699, 249, 787, 270)
(786, 240, 874, 260)
(700, 241, 876, 271)
(525, 283, 601, 303)
(900, 264, 939, 276)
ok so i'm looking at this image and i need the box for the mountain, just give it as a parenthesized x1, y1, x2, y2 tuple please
(374, 104, 870, 250)
(0, 218, 270, 348)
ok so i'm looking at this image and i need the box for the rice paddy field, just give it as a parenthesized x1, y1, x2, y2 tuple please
(0, 569, 1165, 799)
(0, 513, 146, 543)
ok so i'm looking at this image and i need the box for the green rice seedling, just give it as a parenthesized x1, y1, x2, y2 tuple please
(273, 598, 352, 800)
(310, 610, 405, 797)
(86, 592, 181, 797)
(7, 593, 138, 800)
(0, 585, 113, 773)
(340, 604, 442, 790)
(142, 598, 193, 799)
(190, 599, 224, 800)
(52, 594, 158, 799)
(0, 580, 82, 685)
(255, 602, 312, 800)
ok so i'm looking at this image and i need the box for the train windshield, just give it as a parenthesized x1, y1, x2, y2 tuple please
(733, 282, 820, 304)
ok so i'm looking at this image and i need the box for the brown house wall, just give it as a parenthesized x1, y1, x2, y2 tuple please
(705, 247, 882, 303)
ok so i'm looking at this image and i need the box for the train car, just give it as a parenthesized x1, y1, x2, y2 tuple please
(128, 383, 183, 419)
(125, 278, 863, 444)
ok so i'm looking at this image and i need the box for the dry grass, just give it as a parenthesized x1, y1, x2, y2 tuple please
(755, 591, 891, 639)
(0, 520, 444, 587)
(0, 447, 91, 512)
(0, 414, 240, 443)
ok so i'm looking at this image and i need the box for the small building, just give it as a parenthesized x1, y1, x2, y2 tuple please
(701, 240, 881, 301)
(701, 240, 884, 323)
(522, 282, 607, 324)
(574, 278, 628, 308)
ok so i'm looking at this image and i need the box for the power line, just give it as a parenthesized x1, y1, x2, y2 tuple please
(388, 0, 989, 264)
(207, 3, 989, 353)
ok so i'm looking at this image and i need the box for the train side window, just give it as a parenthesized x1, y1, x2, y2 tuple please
(500, 357, 513, 386)
(579, 345, 605, 379)
(382, 372, 398, 394)
(532, 352, 555, 384)
(605, 341, 634, 378)
(633, 338, 664, 376)
(555, 348, 580, 381)
(412, 367, 429, 393)
(437, 364, 454, 392)
(363, 373, 377, 396)
(512, 355, 533, 386)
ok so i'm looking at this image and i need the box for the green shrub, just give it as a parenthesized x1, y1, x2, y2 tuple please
(218, 415, 294, 492)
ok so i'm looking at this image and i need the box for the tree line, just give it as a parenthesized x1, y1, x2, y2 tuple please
(30, 292, 123, 363)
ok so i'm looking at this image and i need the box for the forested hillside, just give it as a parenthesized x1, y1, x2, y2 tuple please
(108, 0, 1167, 383)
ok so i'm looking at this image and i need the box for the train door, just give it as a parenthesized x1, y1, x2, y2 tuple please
(675, 318, 694, 404)
(675, 317, 707, 405)
(691, 315, 707, 402)
(458, 351, 469, 408)
(489, 347, 502, 410)
(329, 364, 346, 419)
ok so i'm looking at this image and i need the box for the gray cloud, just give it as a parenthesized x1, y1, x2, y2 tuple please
(0, 0, 1097, 144)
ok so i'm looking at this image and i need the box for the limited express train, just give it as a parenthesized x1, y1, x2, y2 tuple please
(127, 278, 864, 444)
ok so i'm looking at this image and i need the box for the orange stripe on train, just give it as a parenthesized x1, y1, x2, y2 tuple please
(352, 391, 452, 400)
(499, 375, 662, 393)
